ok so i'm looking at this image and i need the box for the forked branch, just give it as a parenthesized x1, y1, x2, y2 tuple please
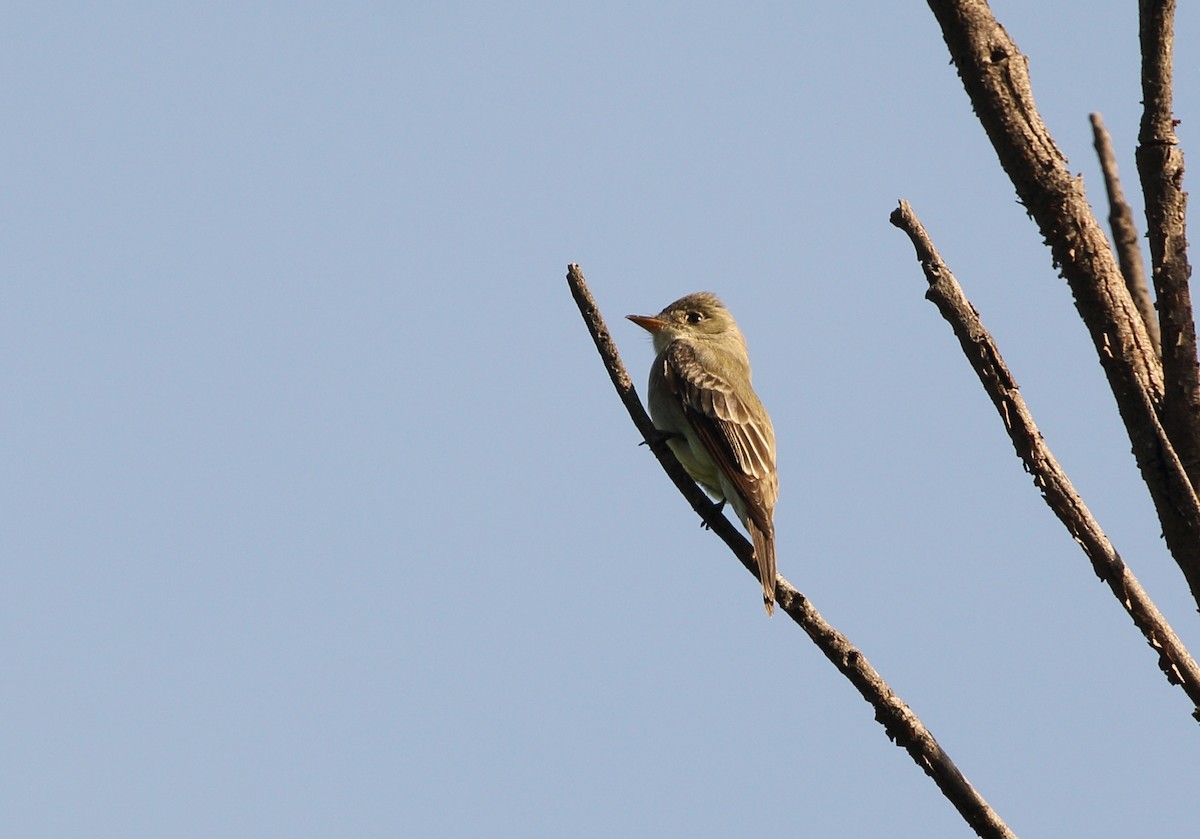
(926, 0, 1200, 610)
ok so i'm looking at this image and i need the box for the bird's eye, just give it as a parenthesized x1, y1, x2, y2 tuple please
(686, 311, 704, 324)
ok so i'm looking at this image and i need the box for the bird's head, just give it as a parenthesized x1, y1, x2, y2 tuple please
(627, 292, 745, 355)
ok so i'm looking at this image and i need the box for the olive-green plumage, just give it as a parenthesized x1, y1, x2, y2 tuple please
(628, 293, 778, 615)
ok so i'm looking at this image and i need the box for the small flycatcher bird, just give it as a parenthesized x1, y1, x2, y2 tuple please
(628, 293, 779, 615)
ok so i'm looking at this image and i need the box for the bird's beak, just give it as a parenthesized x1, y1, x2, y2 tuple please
(627, 314, 667, 333)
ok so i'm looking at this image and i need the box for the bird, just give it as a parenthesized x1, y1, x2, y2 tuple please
(627, 292, 779, 615)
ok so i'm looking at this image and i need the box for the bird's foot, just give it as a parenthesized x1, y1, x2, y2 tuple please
(701, 499, 726, 529)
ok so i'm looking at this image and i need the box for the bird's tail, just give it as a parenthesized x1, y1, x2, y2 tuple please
(751, 524, 777, 616)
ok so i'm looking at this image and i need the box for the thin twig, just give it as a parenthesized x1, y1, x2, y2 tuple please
(891, 201, 1200, 721)
(1136, 0, 1200, 492)
(567, 263, 1018, 839)
(926, 0, 1200, 612)
(1090, 112, 1160, 355)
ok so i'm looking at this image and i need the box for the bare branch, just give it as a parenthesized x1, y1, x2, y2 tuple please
(891, 202, 1200, 720)
(1136, 0, 1200, 491)
(1090, 112, 1160, 355)
(567, 264, 1018, 839)
(565, 265, 751, 561)
(926, 0, 1200, 611)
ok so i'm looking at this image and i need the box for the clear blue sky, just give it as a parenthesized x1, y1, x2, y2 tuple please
(3, 3, 1198, 837)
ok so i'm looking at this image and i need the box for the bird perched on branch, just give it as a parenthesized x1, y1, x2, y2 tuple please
(628, 292, 779, 615)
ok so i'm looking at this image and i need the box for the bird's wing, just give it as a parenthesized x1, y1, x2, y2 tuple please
(662, 341, 777, 531)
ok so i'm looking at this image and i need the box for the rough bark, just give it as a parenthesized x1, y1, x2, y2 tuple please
(926, 0, 1200, 611)
(892, 202, 1200, 720)
(1090, 112, 1160, 355)
(1136, 0, 1200, 495)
